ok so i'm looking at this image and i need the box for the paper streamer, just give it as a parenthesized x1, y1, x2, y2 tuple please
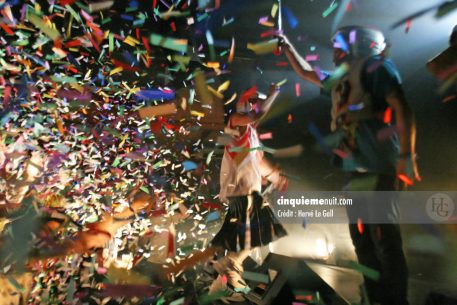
(150, 33, 188, 53)
(194, 69, 213, 104)
(283, 6, 298, 29)
(27, 12, 61, 41)
(136, 89, 176, 101)
(138, 103, 177, 119)
(247, 39, 279, 55)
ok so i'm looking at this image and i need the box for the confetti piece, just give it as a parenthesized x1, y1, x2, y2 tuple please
(331, 0, 351, 33)
(347, 261, 380, 281)
(228, 37, 235, 63)
(138, 103, 177, 119)
(112, 156, 121, 167)
(276, 78, 288, 86)
(247, 39, 279, 55)
(271, 144, 303, 158)
(357, 218, 364, 234)
(322, 1, 339, 18)
(271, 3, 279, 18)
(332, 148, 350, 159)
(206, 30, 216, 61)
(259, 132, 273, 140)
(139, 186, 150, 194)
(150, 33, 188, 53)
(136, 89, 175, 101)
(205, 211, 220, 223)
(109, 66, 123, 76)
(443, 95, 457, 103)
(295, 83, 301, 97)
(383, 107, 392, 124)
(194, 69, 213, 104)
(0, 23, 14, 35)
(398, 173, 414, 186)
(283, 6, 298, 29)
(182, 160, 198, 171)
(88, 1, 114, 12)
(206, 150, 214, 165)
(27, 12, 61, 41)
(217, 80, 231, 93)
(101, 284, 160, 298)
(56, 118, 65, 136)
(190, 110, 205, 117)
(348, 103, 365, 111)
(305, 54, 319, 62)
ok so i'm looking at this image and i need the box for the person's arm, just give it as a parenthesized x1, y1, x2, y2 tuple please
(386, 87, 420, 181)
(231, 85, 281, 127)
(257, 151, 288, 191)
(58, 192, 155, 255)
(260, 84, 280, 114)
(279, 35, 322, 87)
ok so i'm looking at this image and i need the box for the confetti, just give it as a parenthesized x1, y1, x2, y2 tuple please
(247, 39, 279, 55)
(150, 33, 188, 53)
(271, 144, 303, 158)
(259, 132, 273, 140)
(322, 1, 339, 18)
(27, 11, 61, 41)
(138, 103, 178, 119)
(283, 6, 298, 29)
(88, 1, 114, 12)
(182, 160, 198, 171)
(347, 261, 380, 281)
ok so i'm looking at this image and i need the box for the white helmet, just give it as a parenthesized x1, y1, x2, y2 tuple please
(332, 26, 387, 57)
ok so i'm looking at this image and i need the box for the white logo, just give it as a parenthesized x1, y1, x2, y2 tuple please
(426, 193, 455, 222)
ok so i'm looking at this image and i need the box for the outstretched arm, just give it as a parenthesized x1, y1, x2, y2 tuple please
(279, 35, 322, 87)
(231, 84, 281, 127)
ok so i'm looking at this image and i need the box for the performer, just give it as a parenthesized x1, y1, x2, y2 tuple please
(427, 24, 457, 93)
(208, 84, 288, 299)
(278, 26, 420, 305)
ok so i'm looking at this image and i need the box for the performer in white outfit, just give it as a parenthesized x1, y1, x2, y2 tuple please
(210, 84, 288, 300)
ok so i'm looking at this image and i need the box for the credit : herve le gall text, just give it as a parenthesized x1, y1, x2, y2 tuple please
(276, 208, 335, 219)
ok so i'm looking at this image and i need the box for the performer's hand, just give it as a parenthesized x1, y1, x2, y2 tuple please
(269, 169, 289, 192)
(268, 83, 280, 96)
(275, 33, 291, 49)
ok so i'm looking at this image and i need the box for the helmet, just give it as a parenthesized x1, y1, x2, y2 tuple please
(332, 26, 387, 57)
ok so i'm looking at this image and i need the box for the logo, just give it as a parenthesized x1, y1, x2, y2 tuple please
(426, 193, 455, 222)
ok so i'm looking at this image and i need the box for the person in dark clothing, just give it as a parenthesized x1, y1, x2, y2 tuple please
(277, 26, 420, 305)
